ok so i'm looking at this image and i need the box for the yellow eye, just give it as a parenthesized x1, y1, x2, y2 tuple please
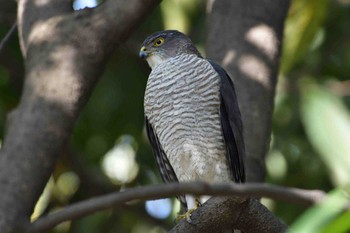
(153, 37, 164, 47)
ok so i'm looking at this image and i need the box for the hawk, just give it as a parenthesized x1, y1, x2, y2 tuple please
(140, 30, 245, 216)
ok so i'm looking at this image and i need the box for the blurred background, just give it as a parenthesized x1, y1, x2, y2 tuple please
(0, 0, 350, 232)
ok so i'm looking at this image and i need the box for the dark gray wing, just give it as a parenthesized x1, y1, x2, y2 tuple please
(209, 61, 246, 183)
(145, 117, 188, 209)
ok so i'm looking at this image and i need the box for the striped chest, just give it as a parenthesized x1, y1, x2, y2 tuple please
(144, 54, 229, 182)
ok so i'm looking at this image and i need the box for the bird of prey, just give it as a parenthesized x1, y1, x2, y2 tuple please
(140, 30, 245, 217)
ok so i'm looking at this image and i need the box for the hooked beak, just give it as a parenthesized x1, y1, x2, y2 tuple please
(139, 46, 150, 59)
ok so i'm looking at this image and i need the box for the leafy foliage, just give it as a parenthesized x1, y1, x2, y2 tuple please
(270, 0, 350, 230)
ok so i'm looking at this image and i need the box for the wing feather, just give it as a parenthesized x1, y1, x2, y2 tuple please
(209, 61, 246, 183)
(145, 117, 188, 208)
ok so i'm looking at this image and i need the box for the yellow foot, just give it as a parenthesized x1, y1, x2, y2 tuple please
(176, 197, 202, 223)
(176, 208, 197, 223)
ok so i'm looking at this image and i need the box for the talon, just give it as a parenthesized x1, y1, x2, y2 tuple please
(176, 208, 197, 224)
(195, 199, 202, 208)
(176, 197, 202, 224)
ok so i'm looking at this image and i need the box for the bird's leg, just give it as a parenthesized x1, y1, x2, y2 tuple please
(176, 197, 202, 223)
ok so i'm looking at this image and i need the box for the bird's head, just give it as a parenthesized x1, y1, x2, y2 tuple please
(139, 30, 201, 69)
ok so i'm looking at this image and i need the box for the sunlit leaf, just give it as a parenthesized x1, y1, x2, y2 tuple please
(101, 135, 139, 184)
(322, 210, 350, 233)
(300, 81, 350, 186)
(288, 189, 349, 233)
(281, 0, 329, 74)
(31, 177, 54, 221)
(266, 149, 288, 181)
(55, 172, 80, 203)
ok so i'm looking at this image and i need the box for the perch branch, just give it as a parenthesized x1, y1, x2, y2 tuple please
(27, 182, 327, 233)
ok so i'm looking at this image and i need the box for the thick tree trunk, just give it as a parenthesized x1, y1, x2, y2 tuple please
(0, 1, 160, 232)
(207, 0, 291, 182)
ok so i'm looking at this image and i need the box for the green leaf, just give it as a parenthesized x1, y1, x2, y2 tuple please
(281, 0, 329, 74)
(300, 82, 350, 186)
(288, 189, 349, 233)
(322, 210, 350, 233)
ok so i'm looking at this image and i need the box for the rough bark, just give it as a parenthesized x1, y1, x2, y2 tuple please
(169, 197, 287, 233)
(0, 0, 160, 232)
(207, 0, 291, 182)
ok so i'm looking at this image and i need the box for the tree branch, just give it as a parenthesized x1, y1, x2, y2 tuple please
(0, 0, 160, 232)
(0, 21, 17, 54)
(27, 182, 327, 233)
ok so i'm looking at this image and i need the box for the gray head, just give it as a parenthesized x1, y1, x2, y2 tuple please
(139, 30, 201, 69)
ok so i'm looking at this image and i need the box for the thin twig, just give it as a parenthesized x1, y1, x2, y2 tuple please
(0, 21, 17, 54)
(27, 182, 327, 233)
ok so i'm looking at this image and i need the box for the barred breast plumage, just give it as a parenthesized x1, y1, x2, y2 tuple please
(144, 54, 230, 183)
